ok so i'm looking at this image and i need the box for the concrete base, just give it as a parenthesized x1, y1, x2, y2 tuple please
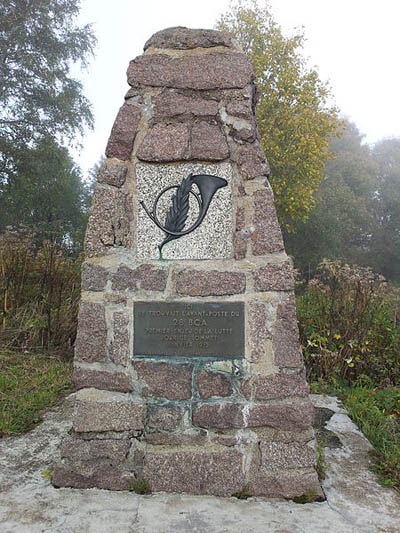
(0, 394, 399, 533)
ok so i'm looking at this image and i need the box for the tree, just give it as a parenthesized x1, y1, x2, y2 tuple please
(216, 0, 340, 229)
(0, 137, 91, 250)
(367, 139, 400, 282)
(284, 122, 400, 285)
(0, 0, 96, 184)
(284, 120, 377, 278)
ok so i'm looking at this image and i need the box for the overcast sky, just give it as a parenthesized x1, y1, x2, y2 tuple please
(74, 0, 400, 177)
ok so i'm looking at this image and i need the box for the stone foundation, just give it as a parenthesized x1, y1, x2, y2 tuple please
(53, 26, 322, 500)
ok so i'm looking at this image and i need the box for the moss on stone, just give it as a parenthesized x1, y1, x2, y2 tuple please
(128, 478, 151, 495)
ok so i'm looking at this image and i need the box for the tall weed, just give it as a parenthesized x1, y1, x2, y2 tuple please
(0, 228, 81, 354)
(297, 260, 400, 386)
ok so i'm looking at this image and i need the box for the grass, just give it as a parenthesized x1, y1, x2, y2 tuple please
(0, 349, 73, 436)
(292, 489, 319, 504)
(232, 485, 252, 499)
(311, 380, 400, 491)
(315, 433, 327, 481)
(344, 386, 400, 490)
(128, 478, 152, 495)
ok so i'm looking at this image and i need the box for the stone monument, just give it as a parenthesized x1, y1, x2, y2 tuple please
(53, 27, 322, 499)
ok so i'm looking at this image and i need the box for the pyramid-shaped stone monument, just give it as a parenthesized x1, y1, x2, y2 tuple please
(53, 27, 322, 499)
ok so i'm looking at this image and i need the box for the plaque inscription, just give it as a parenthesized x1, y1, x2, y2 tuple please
(134, 302, 244, 358)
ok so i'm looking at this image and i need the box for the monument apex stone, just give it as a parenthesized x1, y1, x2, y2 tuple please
(144, 26, 236, 50)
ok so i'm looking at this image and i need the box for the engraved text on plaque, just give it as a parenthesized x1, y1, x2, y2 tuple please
(134, 302, 244, 357)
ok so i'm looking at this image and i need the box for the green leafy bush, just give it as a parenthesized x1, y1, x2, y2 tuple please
(298, 261, 400, 489)
(297, 260, 400, 387)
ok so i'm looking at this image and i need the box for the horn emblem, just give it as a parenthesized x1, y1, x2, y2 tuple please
(140, 174, 228, 254)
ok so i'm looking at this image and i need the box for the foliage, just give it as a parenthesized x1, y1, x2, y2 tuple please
(297, 260, 400, 387)
(0, 349, 72, 436)
(312, 380, 400, 491)
(0, 0, 95, 171)
(0, 137, 92, 248)
(216, 0, 340, 229)
(0, 228, 81, 352)
(344, 386, 400, 490)
(366, 138, 400, 282)
(298, 261, 400, 490)
(285, 120, 377, 278)
(0, 0, 95, 250)
(286, 122, 400, 284)
(232, 485, 252, 499)
(128, 479, 152, 495)
(292, 489, 319, 504)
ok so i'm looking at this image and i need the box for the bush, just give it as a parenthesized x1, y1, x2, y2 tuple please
(0, 228, 81, 355)
(297, 260, 400, 387)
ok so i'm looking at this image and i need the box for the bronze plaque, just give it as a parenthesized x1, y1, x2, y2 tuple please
(134, 301, 244, 358)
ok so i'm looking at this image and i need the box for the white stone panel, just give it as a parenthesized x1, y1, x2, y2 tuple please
(136, 162, 233, 260)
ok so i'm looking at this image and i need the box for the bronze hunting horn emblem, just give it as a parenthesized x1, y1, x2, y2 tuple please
(140, 174, 227, 253)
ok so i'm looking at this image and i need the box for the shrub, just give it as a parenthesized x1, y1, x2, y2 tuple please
(0, 228, 81, 354)
(297, 260, 400, 387)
